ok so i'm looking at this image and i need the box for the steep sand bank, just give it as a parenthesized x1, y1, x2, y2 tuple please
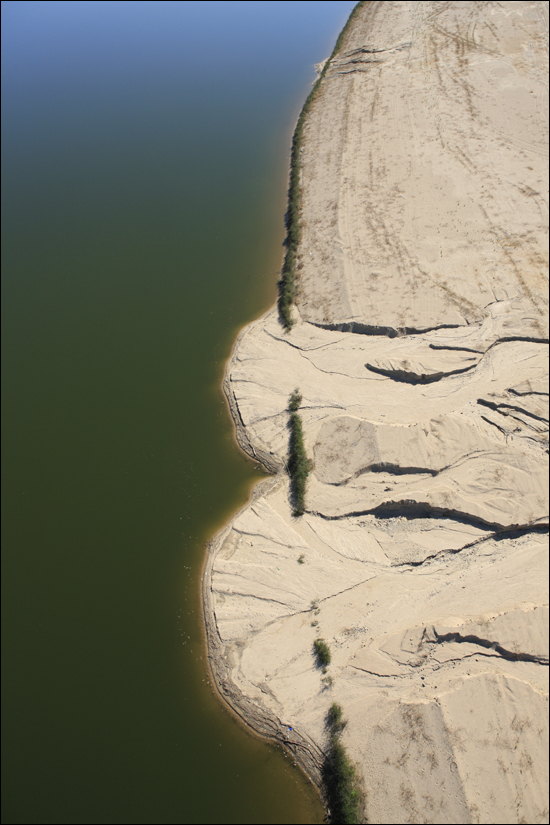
(204, 2, 549, 822)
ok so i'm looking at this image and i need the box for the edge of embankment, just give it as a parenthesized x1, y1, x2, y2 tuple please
(201, 1, 366, 810)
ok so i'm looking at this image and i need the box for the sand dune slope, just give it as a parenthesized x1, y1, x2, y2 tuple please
(204, 3, 549, 822)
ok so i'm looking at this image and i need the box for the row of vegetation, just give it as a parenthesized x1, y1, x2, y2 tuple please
(287, 390, 309, 516)
(324, 703, 363, 824)
(277, 1, 367, 330)
(309, 600, 363, 821)
(283, 7, 367, 818)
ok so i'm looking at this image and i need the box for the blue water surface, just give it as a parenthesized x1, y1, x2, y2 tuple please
(1, 3, 355, 823)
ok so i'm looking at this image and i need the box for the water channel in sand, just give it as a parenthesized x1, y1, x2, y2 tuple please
(1, 1, 356, 822)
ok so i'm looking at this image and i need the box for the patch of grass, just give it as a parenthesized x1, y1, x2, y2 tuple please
(324, 703, 364, 824)
(314, 638, 331, 669)
(277, 2, 367, 330)
(287, 392, 310, 516)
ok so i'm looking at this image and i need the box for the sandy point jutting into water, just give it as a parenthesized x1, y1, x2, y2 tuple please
(203, 2, 549, 822)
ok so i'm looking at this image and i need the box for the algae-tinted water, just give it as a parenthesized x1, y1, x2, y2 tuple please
(1, 2, 356, 823)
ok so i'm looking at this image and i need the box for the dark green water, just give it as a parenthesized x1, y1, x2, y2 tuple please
(2, 2, 355, 822)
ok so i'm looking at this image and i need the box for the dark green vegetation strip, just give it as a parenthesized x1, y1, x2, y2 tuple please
(277, 1, 367, 330)
(324, 703, 364, 824)
(287, 390, 309, 515)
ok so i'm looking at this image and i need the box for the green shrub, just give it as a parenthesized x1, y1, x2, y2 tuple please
(324, 703, 363, 824)
(326, 738, 362, 824)
(314, 638, 331, 668)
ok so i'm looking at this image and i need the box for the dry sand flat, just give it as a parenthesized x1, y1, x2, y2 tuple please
(203, 2, 549, 822)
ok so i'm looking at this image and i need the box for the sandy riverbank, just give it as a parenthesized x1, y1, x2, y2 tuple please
(204, 2, 549, 822)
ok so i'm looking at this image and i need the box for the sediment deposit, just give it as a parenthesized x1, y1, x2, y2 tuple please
(204, 2, 549, 822)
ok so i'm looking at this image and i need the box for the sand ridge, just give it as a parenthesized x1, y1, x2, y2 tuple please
(203, 3, 549, 822)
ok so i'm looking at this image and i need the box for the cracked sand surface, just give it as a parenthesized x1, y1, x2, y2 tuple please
(204, 2, 549, 822)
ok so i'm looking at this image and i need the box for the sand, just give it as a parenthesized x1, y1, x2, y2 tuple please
(203, 2, 549, 822)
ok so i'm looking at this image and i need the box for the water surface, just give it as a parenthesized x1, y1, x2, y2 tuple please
(1, 2, 356, 822)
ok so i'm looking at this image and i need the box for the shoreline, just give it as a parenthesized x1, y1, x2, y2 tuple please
(200, 6, 367, 806)
(201, 313, 327, 801)
(201, 470, 327, 794)
(220, 309, 284, 476)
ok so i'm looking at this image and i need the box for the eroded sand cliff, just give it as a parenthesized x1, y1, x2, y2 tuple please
(204, 2, 549, 822)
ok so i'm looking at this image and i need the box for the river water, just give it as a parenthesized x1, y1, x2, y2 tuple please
(1, 2, 356, 822)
